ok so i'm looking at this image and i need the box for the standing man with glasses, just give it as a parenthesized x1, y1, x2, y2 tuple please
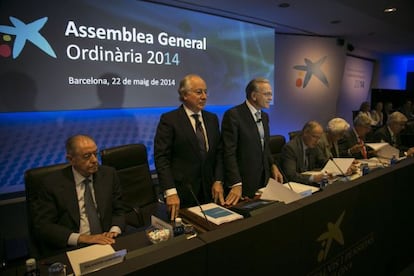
(154, 74, 224, 221)
(221, 77, 283, 205)
(34, 134, 125, 256)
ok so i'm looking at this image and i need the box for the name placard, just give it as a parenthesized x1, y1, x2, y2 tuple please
(79, 249, 127, 275)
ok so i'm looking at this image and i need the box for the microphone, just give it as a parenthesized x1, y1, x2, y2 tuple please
(329, 158, 350, 181)
(256, 118, 262, 123)
(186, 182, 211, 228)
(276, 166, 294, 192)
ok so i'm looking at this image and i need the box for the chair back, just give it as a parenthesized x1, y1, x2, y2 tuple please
(269, 135, 286, 166)
(24, 163, 70, 258)
(288, 130, 301, 141)
(100, 144, 157, 227)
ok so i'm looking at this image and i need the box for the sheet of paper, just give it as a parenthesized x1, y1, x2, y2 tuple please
(261, 178, 302, 204)
(365, 143, 399, 159)
(324, 158, 355, 175)
(283, 182, 319, 194)
(66, 244, 115, 276)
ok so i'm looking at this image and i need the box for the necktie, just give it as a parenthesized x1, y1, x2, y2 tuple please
(359, 137, 368, 159)
(83, 178, 102, 234)
(191, 114, 207, 158)
(255, 111, 264, 150)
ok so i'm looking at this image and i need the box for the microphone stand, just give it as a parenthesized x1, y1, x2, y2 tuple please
(329, 158, 349, 181)
(186, 183, 211, 228)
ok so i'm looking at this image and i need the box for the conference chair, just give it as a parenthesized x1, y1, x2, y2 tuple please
(100, 144, 158, 228)
(269, 134, 286, 166)
(24, 163, 70, 258)
(288, 130, 301, 141)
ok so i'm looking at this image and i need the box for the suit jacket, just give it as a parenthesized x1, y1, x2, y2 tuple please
(154, 105, 223, 207)
(221, 102, 274, 198)
(34, 165, 125, 255)
(338, 128, 375, 159)
(280, 135, 327, 185)
(373, 126, 406, 154)
(317, 132, 340, 159)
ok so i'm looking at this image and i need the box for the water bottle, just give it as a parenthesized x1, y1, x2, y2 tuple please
(390, 155, 398, 165)
(362, 163, 370, 176)
(320, 173, 328, 189)
(173, 217, 185, 237)
(24, 258, 40, 276)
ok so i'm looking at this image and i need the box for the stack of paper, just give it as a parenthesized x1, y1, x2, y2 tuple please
(365, 143, 399, 159)
(187, 203, 243, 225)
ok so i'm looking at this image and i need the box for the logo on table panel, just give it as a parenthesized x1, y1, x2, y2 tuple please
(0, 16, 56, 59)
(293, 56, 329, 88)
(316, 210, 345, 262)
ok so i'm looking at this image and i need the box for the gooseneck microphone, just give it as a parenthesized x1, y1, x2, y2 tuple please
(276, 166, 294, 192)
(329, 157, 347, 177)
(186, 182, 211, 228)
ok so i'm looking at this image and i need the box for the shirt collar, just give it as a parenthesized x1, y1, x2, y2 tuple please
(183, 104, 202, 118)
(245, 100, 261, 118)
(72, 167, 93, 186)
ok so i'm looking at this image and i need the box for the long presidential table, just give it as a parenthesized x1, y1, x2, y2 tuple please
(5, 158, 414, 275)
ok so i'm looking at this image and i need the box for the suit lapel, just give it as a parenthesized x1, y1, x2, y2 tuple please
(240, 103, 262, 149)
(178, 106, 203, 158)
(62, 167, 81, 227)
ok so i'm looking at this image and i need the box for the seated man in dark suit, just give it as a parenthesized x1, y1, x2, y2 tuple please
(372, 111, 414, 157)
(34, 134, 125, 256)
(338, 114, 376, 159)
(280, 121, 327, 185)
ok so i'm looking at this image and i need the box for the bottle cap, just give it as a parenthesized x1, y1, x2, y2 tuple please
(175, 217, 182, 224)
(26, 258, 36, 271)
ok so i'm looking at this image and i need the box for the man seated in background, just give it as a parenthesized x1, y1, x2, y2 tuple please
(372, 111, 414, 157)
(317, 117, 350, 160)
(33, 134, 125, 256)
(338, 114, 376, 159)
(280, 120, 327, 185)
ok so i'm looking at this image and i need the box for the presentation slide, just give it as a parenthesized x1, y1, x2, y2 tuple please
(0, 0, 275, 112)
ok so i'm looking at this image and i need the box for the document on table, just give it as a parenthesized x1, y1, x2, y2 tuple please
(365, 142, 399, 159)
(260, 178, 302, 204)
(187, 203, 243, 225)
(302, 158, 354, 176)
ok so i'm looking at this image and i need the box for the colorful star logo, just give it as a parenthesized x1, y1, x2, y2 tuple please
(293, 56, 329, 88)
(0, 16, 56, 59)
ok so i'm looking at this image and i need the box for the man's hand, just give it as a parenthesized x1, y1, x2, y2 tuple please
(78, 234, 115, 245)
(166, 194, 180, 221)
(211, 181, 225, 205)
(225, 186, 242, 206)
(271, 164, 283, 183)
(103, 231, 119, 239)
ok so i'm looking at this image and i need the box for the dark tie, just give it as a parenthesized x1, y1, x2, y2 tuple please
(304, 148, 310, 170)
(83, 178, 102, 234)
(255, 111, 264, 150)
(191, 114, 207, 158)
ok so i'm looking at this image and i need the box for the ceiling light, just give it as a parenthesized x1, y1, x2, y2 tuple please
(384, 7, 397, 13)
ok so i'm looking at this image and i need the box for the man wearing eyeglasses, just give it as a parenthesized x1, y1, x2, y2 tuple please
(154, 74, 224, 221)
(221, 77, 283, 205)
(372, 111, 414, 157)
(34, 134, 125, 256)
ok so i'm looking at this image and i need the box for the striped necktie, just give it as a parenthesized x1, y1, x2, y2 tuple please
(83, 178, 102, 234)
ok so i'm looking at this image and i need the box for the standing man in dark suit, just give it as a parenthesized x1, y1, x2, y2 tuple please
(281, 121, 327, 185)
(34, 134, 125, 256)
(154, 74, 224, 221)
(221, 77, 283, 205)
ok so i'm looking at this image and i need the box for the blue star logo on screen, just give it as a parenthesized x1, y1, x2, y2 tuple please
(293, 56, 329, 88)
(0, 16, 56, 59)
